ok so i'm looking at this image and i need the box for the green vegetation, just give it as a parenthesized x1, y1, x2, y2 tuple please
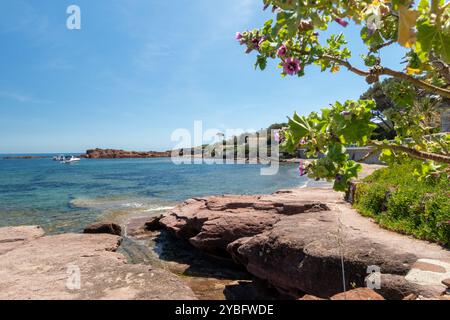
(361, 78, 442, 141)
(239, 0, 450, 191)
(354, 161, 450, 245)
(239, 1, 449, 242)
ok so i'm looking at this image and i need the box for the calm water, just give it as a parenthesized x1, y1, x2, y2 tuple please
(0, 155, 305, 234)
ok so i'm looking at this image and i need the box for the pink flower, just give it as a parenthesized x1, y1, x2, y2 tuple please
(273, 130, 280, 143)
(283, 57, 302, 76)
(299, 160, 306, 176)
(277, 45, 287, 57)
(235, 32, 242, 40)
(258, 37, 266, 47)
(335, 18, 349, 27)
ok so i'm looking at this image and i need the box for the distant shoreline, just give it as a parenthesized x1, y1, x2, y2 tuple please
(2, 155, 50, 160)
(81, 148, 172, 159)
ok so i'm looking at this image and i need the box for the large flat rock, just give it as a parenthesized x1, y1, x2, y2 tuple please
(159, 188, 450, 299)
(0, 226, 45, 255)
(0, 227, 196, 300)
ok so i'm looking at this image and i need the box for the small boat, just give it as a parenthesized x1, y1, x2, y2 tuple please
(60, 156, 81, 164)
(53, 155, 65, 161)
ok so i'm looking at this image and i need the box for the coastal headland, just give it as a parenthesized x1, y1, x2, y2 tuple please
(81, 148, 172, 159)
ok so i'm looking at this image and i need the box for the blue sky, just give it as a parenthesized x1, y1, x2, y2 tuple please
(0, 0, 406, 153)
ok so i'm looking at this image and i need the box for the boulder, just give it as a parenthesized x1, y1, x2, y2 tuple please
(145, 215, 163, 232)
(159, 195, 327, 256)
(376, 274, 437, 300)
(159, 188, 450, 299)
(227, 213, 416, 298)
(0, 226, 196, 300)
(331, 288, 384, 300)
(84, 221, 122, 236)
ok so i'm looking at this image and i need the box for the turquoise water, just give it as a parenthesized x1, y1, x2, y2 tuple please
(0, 155, 305, 234)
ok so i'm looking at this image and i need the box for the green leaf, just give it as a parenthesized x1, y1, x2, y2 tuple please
(288, 113, 309, 140)
(327, 143, 348, 163)
(254, 55, 267, 70)
(417, 19, 437, 53)
(416, 18, 450, 63)
(361, 54, 378, 67)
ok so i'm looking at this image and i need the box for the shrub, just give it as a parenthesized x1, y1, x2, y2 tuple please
(354, 161, 450, 245)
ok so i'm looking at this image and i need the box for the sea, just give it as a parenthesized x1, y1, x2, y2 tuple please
(0, 154, 307, 234)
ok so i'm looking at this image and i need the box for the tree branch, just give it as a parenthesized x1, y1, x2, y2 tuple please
(369, 141, 450, 164)
(321, 54, 450, 98)
(357, 147, 380, 163)
(322, 55, 369, 77)
(369, 40, 396, 53)
(380, 67, 450, 98)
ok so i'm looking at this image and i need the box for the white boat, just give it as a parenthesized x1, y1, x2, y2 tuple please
(53, 155, 65, 161)
(60, 156, 81, 164)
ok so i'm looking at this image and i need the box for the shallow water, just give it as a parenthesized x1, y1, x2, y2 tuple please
(0, 155, 306, 233)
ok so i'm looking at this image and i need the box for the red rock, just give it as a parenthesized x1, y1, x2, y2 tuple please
(159, 188, 450, 300)
(403, 293, 418, 300)
(300, 294, 326, 300)
(0, 226, 197, 300)
(412, 261, 446, 273)
(0, 226, 45, 255)
(442, 278, 450, 288)
(84, 221, 122, 236)
(159, 196, 281, 255)
(378, 274, 435, 300)
(82, 148, 172, 159)
(331, 288, 385, 300)
(145, 215, 163, 231)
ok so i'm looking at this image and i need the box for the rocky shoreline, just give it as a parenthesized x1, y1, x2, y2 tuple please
(2, 156, 49, 160)
(156, 188, 450, 300)
(0, 226, 196, 300)
(1, 186, 449, 300)
(81, 148, 172, 159)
